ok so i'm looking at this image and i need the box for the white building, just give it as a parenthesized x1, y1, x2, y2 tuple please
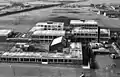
(100, 29, 110, 41)
(70, 20, 98, 29)
(31, 30, 65, 42)
(70, 42, 82, 60)
(29, 21, 64, 32)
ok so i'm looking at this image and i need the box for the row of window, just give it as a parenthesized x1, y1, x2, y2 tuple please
(100, 34, 110, 37)
(32, 36, 58, 39)
(36, 25, 63, 28)
(0, 57, 81, 64)
(70, 24, 98, 27)
(44, 28, 63, 30)
(73, 33, 98, 36)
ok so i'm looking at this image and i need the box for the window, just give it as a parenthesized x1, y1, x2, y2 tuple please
(36, 59, 41, 62)
(58, 25, 61, 27)
(54, 59, 57, 63)
(30, 58, 35, 62)
(20, 58, 24, 61)
(24, 58, 29, 62)
(64, 59, 68, 63)
(58, 59, 63, 63)
(49, 59, 53, 63)
(8, 58, 11, 61)
(42, 59, 47, 62)
(44, 25, 47, 27)
(68, 59, 72, 63)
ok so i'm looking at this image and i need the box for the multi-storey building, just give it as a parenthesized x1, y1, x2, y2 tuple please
(100, 29, 110, 42)
(71, 27, 98, 42)
(28, 21, 65, 43)
(70, 20, 98, 29)
(29, 21, 64, 32)
(70, 20, 98, 43)
(31, 30, 65, 43)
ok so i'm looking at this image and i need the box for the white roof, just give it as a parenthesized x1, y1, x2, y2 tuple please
(2, 52, 42, 58)
(51, 36, 63, 46)
(70, 20, 98, 25)
(36, 22, 64, 27)
(72, 28, 98, 34)
(100, 29, 110, 34)
(32, 30, 65, 36)
(70, 42, 82, 49)
(29, 26, 44, 32)
(0, 29, 12, 36)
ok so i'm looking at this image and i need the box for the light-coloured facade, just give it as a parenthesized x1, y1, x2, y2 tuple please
(30, 21, 64, 31)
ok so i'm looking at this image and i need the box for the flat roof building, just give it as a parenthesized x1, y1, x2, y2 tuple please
(100, 29, 110, 41)
(28, 21, 65, 43)
(70, 42, 82, 59)
(71, 27, 98, 42)
(70, 19, 99, 43)
(31, 30, 66, 42)
(32, 30, 65, 36)
(70, 20, 98, 29)
(32, 21, 64, 31)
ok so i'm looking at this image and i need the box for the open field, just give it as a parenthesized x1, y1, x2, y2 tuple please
(0, 63, 92, 77)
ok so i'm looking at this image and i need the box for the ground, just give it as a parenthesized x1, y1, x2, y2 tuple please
(0, 63, 92, 77)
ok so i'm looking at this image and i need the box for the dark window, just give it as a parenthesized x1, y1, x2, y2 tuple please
(20, 58, 24, 61)
(54, 59, 57, 62)
(1, 58, 6, 61)
(68, 59, 72, 63)
(65, 59, 68, 62)
(30, 58, 35, 62)
(49, 59, 53, 63)
(8, 58, 11, 61)
(24, 58, 29, 61)
(42, 59, 47, 62)
(58, 59, 63, 63)
(36, 59, 41, 62)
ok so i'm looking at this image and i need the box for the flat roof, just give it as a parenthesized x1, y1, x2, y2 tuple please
(51, 36, 63, 46)
(29, 26, 44, 32)
(36, 22, 64, 26)
(32, 30, 65, 36)
(70, 42, 82, 49)
(0, 29, 12, 36)
(1, 52, 81, 59)
(72, 28, 98, 34)
(70, 42, 82, 59)
(100, 29, 110, 34)
(70, 20, 98, 25)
